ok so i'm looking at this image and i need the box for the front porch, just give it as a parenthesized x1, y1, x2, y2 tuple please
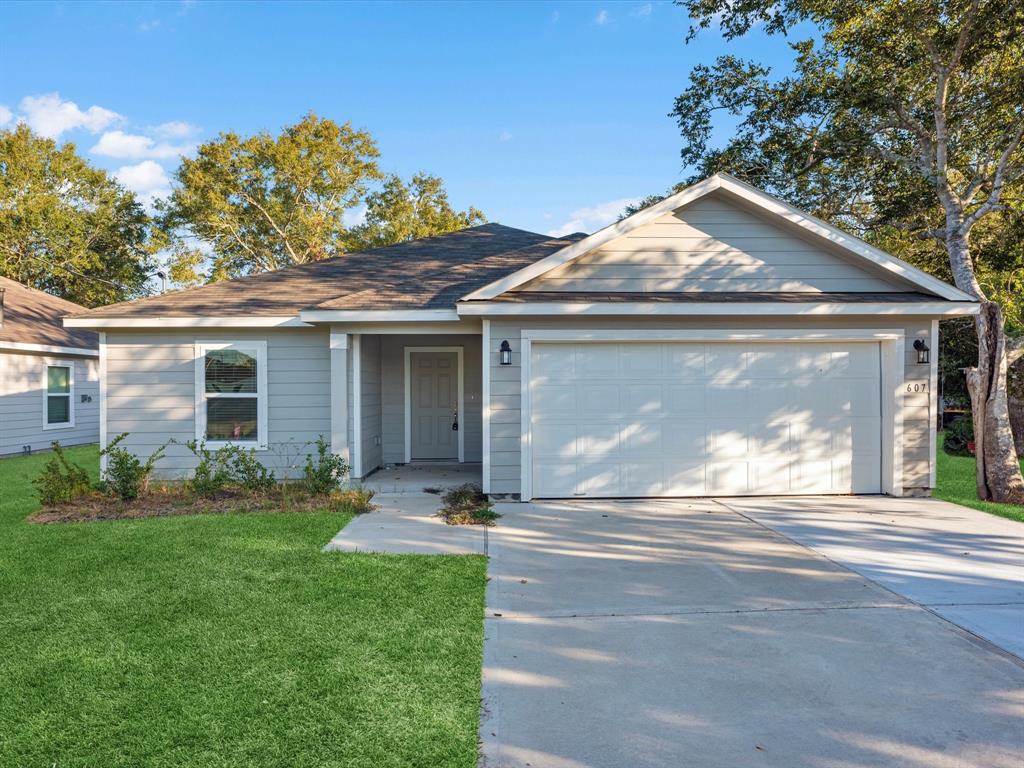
(329, 330, 484, 482)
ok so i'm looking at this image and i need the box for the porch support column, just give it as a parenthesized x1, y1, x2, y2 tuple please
(330, 329, 350, 465)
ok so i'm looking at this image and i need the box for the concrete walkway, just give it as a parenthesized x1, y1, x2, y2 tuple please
(480, 499, 1024, 768)
(720, 496, 1024, 658)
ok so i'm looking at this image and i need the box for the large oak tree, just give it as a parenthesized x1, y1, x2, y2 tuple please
(669, 0, 1024, 502)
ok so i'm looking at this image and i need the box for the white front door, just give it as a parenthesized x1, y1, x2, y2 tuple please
(528, 341, 882, 498)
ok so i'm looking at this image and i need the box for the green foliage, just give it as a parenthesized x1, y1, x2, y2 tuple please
(302, 435, 349, 496)
(99, 433, 168, 501)
(347, 172, 486, 251)
(438, 483, 500, 526)
(33, 441, 92, 505)
(0, 124, 158, 306)
(186, 440, 277, 497)
(326, 488, 376, 516)
(159, 113, 382, 283)
(944, 416, 976, 456)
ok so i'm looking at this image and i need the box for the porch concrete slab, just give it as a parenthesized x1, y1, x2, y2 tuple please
(718, 496, 1024, 658)
(360, 462, 482, 495)
(323, 493, 485, 555)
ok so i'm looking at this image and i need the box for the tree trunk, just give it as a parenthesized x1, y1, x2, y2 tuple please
(963, 301, 1024, 504)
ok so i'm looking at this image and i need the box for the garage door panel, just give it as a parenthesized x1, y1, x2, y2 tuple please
(529, 340, 882, 498)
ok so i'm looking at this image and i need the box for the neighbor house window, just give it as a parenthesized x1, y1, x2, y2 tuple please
(194, 341, 268, 449)
(43, 363, 74, 429)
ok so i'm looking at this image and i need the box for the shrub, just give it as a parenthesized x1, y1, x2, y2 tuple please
(326, 488, 375, 515)
(187, 441, 234, 498)
(944, 416, 975, 456)
(34, 441, 92, 505)
(230, 447, 276, 494)
(302, 436, 349, 495)
(438, 483, 500, 526)
(100, 433, 168, 501)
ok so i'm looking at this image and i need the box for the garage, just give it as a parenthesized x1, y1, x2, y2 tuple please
(527, 339, 883, 498)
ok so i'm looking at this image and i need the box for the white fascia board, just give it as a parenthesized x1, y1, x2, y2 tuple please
(462, 176, 725, 300)
(299, 309, 461, 323)
(461, 172, 973, 303)
(0, 341, 99, 357)
(64, 316, 311, 329)
(327, 320, 481, 335)
(521, 328, 906, 342)
(456, 301, 980, 317)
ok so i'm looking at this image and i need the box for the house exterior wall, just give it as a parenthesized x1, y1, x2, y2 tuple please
(484, 316, 934, 496)
(358, 335, 383, 477)
(517, 193, 906, 294)
(378, 333, 483, 465)
(0, 350, 99, 456)
(104, 329, 332, 478)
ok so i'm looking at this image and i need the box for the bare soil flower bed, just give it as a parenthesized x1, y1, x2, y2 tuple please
(28, 486, 375, 524)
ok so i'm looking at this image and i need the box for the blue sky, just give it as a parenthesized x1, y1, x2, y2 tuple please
(0, 0, 802, 236)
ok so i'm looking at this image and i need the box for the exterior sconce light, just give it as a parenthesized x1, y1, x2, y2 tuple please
(913, 339, 930, 365)
(499, 340, 512, 366)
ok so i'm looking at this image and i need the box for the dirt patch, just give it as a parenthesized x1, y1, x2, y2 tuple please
(28, 486, 375, 524)
(437, 483, 500, 526)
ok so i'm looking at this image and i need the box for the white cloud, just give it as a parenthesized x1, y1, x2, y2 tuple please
(91, 129, 192, 160)
(18, 93, 121, 139)
(0, 105, 11, 127)
(632, 3, 653, 17)
(152, 120, 199, 139)
(548, 197, 640, 236)
(114, 160, 171, 207)
(344, 204, 368, 228)
(594, 9, 609, 25)
(498, 130, 513, 143)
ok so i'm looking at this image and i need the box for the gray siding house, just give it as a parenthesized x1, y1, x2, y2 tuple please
(66, 175, 978, 498)
(0, 277, 100, 456)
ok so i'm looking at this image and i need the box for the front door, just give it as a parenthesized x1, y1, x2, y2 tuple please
(410, 350, 459, 460)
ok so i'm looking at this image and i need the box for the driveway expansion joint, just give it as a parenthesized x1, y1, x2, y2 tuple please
(484, 601, 912, 621)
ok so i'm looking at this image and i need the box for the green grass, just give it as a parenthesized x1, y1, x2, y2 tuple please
(935, 447, 1024, 522)
(0, 446, 487, 767)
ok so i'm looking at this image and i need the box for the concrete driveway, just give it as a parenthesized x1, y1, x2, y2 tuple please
(480, 499, 1024, 768)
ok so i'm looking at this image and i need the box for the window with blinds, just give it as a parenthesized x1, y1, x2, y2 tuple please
(45, 364, 73, 428)
(195, 342, 267, 448)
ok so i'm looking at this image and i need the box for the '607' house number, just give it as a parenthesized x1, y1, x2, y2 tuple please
(906, 382, 928, 393)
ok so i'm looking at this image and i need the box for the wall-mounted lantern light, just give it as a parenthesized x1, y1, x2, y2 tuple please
(913, 339, 930, 365)
(499, 340, 512, 366)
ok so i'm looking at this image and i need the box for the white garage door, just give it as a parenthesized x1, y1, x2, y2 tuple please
(529, 341, 882, 498)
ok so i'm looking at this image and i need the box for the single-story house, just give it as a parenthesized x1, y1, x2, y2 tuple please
(0, 277, 100, 456)
(65, 174, 978, 499)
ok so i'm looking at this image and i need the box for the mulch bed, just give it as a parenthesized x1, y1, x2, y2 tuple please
(28, 487, 374, 524)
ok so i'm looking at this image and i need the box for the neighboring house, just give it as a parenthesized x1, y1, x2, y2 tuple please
(65, 174, 978, 498)
(0, 277, 100, 456)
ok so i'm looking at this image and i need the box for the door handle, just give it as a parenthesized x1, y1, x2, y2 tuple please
(452, 409, 459, 432)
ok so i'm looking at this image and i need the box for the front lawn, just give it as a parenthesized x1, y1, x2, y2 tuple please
(0, 445, 487, 767)
(935, 448, 1024, 523)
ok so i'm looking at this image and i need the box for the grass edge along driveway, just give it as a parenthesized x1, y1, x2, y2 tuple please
(0, 445, 487, 768)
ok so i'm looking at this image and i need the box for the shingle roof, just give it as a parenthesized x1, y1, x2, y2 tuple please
(0, 277, 98, 349)
(70, 224, 570, 319)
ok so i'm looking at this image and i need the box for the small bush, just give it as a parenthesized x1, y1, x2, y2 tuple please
(187, 441, 234, 498)
(100, 433, 167, 501)
(438, 483, 500, 526)
(944, 416, 975, 456)
(302, 436, 348, 495)
(230, 447, 276, 494)
(325, 488, 376, 515)
(34, 441, 92, 505)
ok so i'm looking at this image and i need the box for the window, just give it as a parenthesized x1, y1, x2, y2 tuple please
(43, 363, 74, 429)
(194, 341, 268, 449)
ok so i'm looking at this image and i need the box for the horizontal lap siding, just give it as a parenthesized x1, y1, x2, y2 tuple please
(105, 329, 330, 479)
(486, 317, 935, 496)
(517, 194, 905, 294)
(360, 336, 383, 477)
(379, 334, 483, 465)
(0, 352, 99, 455)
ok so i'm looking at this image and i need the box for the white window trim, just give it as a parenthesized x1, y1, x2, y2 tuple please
(517, 328, 904, 501)
(403, 346, 465, 464)
(194, 340, 269, 450)
(42, 359, 75, 430)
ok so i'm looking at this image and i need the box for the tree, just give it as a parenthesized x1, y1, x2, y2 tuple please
(0, 124, 157, 307)
(347, 172, 486, 251)
(669, 0, 1024, 502)
(159, 113, 382, 284)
